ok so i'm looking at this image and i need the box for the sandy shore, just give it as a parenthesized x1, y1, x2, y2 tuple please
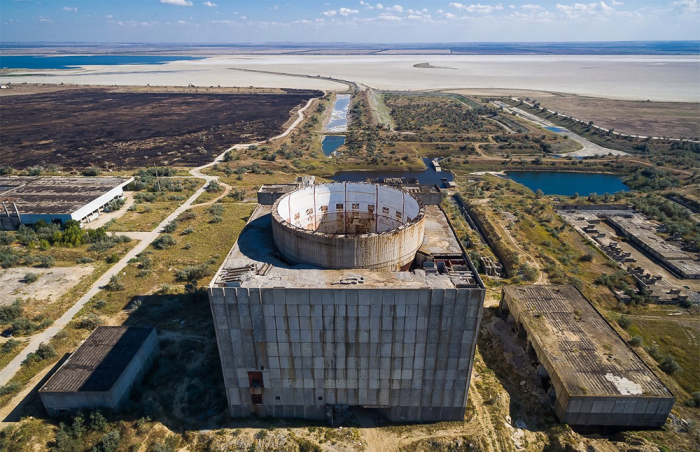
(1, 54, 698, 101)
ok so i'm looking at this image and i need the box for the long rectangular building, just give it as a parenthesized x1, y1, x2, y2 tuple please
(500, 285, 674, 428)
(0, 176, 132, 230)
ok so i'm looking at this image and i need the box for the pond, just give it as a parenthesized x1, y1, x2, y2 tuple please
(321, 136, 346, 156)
(505, 171, 629, 196)
(0, 55, 202, 70)
(332, 158, 454, 187)
(325, 94, 351, 132)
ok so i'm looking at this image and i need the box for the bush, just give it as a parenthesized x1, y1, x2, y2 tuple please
(99, 430, 121, 452)
(82, 167, 101, 176)
(617, 315, 632, 329)
(208, 204, 224, 216)
(152, 234, 177, 250)
(182, 227, 194, 235)
(629, 336, 644, 347)
(0, 300, 23, 323)
(297, 438, 322, 452)
(77, 314, 104, 331)
(24, 342, 56, 365)
(659, 354, 681, 375)
(685, 392, 700, 408)
(23, 272, 40, 283)
(1, 338, 20, 354)
(176, 264, 210, 282)
(105, 253, 120, 264)
(229, 189, 246, 201)
(178, 211, 196, 221)
(76, 256, 95, 264)
(209, 215, 223, 224)
(579, 253, 594, 262)
(0, 382, 20, 396)
(205, 180, 222, 193)
(104, 275, 125, 291)
(90, 410, 107, 431)
(163, 221, 178, 233)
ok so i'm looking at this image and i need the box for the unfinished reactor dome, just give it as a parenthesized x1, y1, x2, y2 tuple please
(271, 182, 425, 270)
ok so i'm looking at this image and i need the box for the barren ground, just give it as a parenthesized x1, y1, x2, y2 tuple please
(0, 266, 94, 306)
(0, 86, 320, 169)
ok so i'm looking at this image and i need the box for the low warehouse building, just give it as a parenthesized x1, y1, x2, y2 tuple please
(0, 176, 133, 230)
(39, 326, 158, 417)
(500, 285, 674, 428)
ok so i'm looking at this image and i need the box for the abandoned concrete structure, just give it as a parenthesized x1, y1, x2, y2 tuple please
(0, 176, 133, 230)
(500, 285, 674, 428)
(39, 326, 159, 417)
(607, 216, 700, 279)
(209, 182, 485, 423)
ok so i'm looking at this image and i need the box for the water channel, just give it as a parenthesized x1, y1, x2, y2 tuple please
(332, 158, 454, 187)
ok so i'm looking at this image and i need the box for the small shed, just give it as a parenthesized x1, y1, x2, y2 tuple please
(39, 326, 158, 417)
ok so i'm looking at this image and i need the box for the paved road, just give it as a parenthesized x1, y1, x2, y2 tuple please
(0, 96, 318, 389)
(491, 101, 628, 158)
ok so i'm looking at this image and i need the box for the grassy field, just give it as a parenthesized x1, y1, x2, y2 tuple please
(108, 180, 201, 232)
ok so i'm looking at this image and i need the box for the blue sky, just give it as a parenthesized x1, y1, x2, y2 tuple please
(1, 0, 699, 43)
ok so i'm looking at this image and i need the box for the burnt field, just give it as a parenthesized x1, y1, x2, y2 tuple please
(0, 87, 320, 169)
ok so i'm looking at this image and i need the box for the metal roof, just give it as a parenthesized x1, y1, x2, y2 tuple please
(0, 176, 131, 215)
(39, 326, 155, 393)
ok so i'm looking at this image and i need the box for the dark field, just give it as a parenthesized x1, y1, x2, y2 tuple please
(0, 88, 319, 169)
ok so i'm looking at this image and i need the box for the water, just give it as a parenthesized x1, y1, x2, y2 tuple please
(326, 94, 351, 132)
(332, 158, 454, 186)
(0, 55, 202, 70)
(321, 136, 345, 156)
(545, 126, 567, 133)
(505, 171, 629, 196)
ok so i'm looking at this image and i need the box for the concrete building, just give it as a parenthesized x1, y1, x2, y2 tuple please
(0, 176, 133, 230)
(39, 326, 159, 417)
(209, 182, 485, 423)
(500, 285, 674, 428)
(607, 216, 700, 279)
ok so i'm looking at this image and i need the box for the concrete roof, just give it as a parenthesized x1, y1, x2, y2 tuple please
(212, 203, 481, 290)
(39, 327, 155, 393)
(0, 176, 132, 215)
(503, 285, 672, 398)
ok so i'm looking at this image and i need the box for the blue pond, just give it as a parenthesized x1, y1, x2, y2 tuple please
(505, 171, 629, 196)
(545, 126, 567, 133)
(0, 55, 202, 70)
(332, 159, 454, 186)
(321, 136, 346, 156)
(326, 94, 351, 132)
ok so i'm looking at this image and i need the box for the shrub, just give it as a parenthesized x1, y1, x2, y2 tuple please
(90, 410, 107, 431)
(205, 180, 222, 193)
(105, 253, 120, 264)
(685, 392, 700, 408)
(0, 231, 15, 246)
(297, 439, 322, 452)
(77, 314, 104, 331)
(182, 227, 194, 235)
(659, 354, 681, 375)
(82, 167, 101, 176)
(0, 300, 23, 323)
(76, 257, 95, 264)
(37, 255, 55, 268)
(179, 211, 196, 221)
(22, 272, 40, 284)
(209, 215, 223, 224)
(1, 338, 20, 354)
(229, 189, 246, 201)
(176, 264, 210, 282)
(617, 315, 632, 329)
(0, 382, 20, 397)
(579, 253, 594, 262)
(99, 430, 121, 452)
(629, 336, 644, 347)
(152, 234, 177, 250)
(208, 204, 224, 216)
(104, 275, 125, 291)
(24, 342, 56, 365)
(163, 221, 178, 233)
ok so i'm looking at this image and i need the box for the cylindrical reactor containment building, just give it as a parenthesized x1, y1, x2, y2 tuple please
(271, 182, 425, 270)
